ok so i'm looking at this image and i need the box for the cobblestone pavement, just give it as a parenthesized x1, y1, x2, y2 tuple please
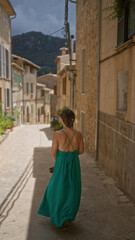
(0, 125, 135, 240)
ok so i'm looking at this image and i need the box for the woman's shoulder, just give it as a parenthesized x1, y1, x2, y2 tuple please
(54, 129, 64, 136)
(74, 129, 82, 136)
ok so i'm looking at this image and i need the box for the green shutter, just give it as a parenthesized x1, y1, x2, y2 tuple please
(31, 104, 33, 114)
(31, 83, 33, 93)
(41, 106, 44, 115)
(26, 83, 29, 93)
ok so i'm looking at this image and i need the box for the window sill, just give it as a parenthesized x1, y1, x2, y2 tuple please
(115, 39, 132, 53)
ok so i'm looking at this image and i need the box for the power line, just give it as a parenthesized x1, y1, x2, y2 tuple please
(49, 27, 65, 36)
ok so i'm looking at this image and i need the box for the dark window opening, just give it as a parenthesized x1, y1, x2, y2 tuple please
(117, 0, 135, 46)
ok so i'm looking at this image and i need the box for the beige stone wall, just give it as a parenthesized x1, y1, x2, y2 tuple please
(100, 1, 135, 124)
(98, 0, 135, 202)
(76, 0, 98, 156)
(0, 2, 13, 114)
(0, 2, 11, 51)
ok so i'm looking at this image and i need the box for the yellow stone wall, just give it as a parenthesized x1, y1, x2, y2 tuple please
(76, 0, 98, 156)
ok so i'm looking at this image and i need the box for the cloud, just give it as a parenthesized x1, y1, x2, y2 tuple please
(10, 0, 76, 38)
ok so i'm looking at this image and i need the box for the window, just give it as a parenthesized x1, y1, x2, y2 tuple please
(41, 106, 44, 115)
(30, 67, 35, 74)
(0, 44, 3, 78)
(26, 83, 29, 94)
(41, 89, 45, 97)
(31, 83, 33, 93)
(0, 45, 11, 80)
(25, 65, 28, 73)
(81, 48, 86, 94)
(6, 49, 8, 79)
(0, 88, 2, 111)
(54, 85, 57, 95)
(31, 104, 33, 114)
(5, 88, 11, 108)
(117, 0, 135, 46)
(128, 0, 135, 36)
(81, 111, 85, 139)
(117, 70, 128, 112)
(63, 77, 66, 95)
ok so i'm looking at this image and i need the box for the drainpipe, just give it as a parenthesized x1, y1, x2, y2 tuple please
(70, 35, 74, 110)
(95, 0, 101, 161)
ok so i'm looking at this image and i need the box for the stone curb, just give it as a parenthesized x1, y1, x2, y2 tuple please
(0, 128, 13, 144)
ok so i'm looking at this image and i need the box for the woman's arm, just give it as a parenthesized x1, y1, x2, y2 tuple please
(51, 132, 58, 160)
(78, 133, 84, 155)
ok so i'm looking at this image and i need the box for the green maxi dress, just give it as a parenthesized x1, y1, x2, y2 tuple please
(37, 129, 81, 227)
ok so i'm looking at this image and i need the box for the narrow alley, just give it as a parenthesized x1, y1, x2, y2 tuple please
(0, 125, 135, 240)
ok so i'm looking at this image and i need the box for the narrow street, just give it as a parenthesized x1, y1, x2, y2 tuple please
(0, 125, 135, 240)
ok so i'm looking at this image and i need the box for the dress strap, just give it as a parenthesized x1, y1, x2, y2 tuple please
(62, 129, 77, 152)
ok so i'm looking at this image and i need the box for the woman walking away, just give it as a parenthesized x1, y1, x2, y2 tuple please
(38, 109, 84, 228)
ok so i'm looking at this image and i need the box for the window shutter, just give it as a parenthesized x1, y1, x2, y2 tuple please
(3, 48, 6, 78)
(0, 44, 1, 77)
(8, 51, 11, 80)
(9, 89, 11, 108)
(0, 44, 4, 78)
(26, 83, 29, 93)
(31, 104, 33, 114)
(5, 88, 7, 109)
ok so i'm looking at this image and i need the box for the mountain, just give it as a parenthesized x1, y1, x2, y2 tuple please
(12, 31, 67, 76)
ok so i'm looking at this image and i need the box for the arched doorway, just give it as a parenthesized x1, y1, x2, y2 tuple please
(38, 108, 40, 123)
(26, 106, 30, 123)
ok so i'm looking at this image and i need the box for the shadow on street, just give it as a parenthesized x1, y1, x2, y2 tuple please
(40, 127, 53, 141)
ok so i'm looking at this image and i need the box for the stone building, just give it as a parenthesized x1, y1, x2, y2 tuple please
(55, 47, 76, 112)
(0, 0, 16, 114)
(76, 0, 98, 156)
(37, 73, 57, 117)
(12, 55, 40, 124)
(45, 87, 53, 124)
(36, 83, 46, 124)
(12, 61, 24, 125)
(97, 0, 135, 202)
(75, 0, 135, 201)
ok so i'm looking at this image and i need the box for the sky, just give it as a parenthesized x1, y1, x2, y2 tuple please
(10, 0, 76, 38)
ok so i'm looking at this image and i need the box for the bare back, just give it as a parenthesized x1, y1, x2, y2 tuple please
(51, 128, 84, 159)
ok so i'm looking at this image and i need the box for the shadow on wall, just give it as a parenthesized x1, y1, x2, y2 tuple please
(40, 127, 53, 141)
(26, 147, 88, 240)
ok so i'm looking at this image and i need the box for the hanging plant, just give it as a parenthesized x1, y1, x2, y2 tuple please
(104, 0, 127, 21)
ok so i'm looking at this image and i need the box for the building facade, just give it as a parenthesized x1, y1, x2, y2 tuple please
(97, 0, 135, 201)
(76, 0, 98, 156)
(37, 73, 57, 117)
(12, 55, 40, 124)
(12, 61, 24, 125)
(0, 0, 15, 114)
(76, 0, 135, 201)
(36, 83, 46, 124)
(56, 47, 76, 112)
